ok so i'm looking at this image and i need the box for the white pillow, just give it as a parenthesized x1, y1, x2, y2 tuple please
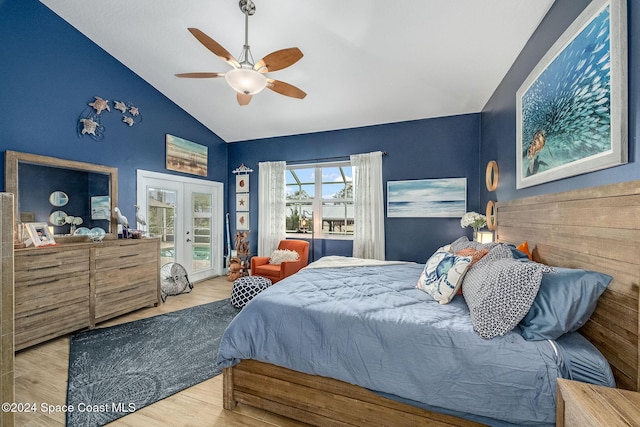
(416, 246, 472, 304)
(269, 249, 300, 265)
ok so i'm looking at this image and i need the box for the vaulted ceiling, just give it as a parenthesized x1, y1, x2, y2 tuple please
(40, 0, 555, 143)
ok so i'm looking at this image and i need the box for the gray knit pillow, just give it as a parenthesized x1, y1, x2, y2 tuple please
(463, 246, 553, 339)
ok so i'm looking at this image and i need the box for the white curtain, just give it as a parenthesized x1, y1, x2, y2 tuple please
(351, 151, 385, 260)
(258, 161, 286, 257)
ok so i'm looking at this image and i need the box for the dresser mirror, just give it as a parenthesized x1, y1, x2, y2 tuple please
(5, 150, 118, 236)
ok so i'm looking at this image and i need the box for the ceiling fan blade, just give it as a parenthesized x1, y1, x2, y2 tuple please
(187, 28, 240, 68)
(174, 72, 224, 78)
(237, 93, 252, 106)
(254, 47, 304, 73)
(267, 79, 307, 99)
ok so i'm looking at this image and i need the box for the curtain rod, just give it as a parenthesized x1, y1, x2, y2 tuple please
(285, 151, 388, 165)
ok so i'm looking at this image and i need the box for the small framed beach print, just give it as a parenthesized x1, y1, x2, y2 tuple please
(236, 193, 249, 212)
(25, 222, 56, 247)
(236, 213, 250, 230)
(236, 174, 249, 193)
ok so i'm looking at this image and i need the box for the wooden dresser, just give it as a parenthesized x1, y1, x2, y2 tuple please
(14, 238, 160, 350)
(556, 378, 640, 426)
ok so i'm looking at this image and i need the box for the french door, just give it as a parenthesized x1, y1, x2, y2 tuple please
(136, 170, 223, 282)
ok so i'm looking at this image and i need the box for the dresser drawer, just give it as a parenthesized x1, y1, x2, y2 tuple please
(15, 273, 89, 316)
(15, 248, 90, 283)
(94, 240, 159, 270)
(94, 280, 158, 322)
(93, 240, 159, 323)
(15, 298, 89, 351)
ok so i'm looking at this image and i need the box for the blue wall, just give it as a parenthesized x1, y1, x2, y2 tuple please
(7, 0, 631, 265)
(0, 0, 229, 225)
(481, 0, 639, 204)
(228, 114, 481, 263)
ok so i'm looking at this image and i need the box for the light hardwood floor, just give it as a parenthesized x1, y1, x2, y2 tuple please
(14, 276, 307, 427)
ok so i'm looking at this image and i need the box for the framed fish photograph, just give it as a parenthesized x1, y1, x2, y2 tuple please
(387, 178, 466, 218)
(516, 0, 627, 189)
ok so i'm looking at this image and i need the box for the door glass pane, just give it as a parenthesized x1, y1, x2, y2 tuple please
(192, 192, 212, 273)
(147, 187, 177, 265)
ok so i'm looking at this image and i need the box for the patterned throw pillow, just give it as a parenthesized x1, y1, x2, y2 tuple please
(462, 245, 554, 339)
(417, 246, 472, 304)
(269, 249, 300, 265)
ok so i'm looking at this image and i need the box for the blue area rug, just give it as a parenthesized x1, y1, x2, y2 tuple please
(66, 299, 240, 426)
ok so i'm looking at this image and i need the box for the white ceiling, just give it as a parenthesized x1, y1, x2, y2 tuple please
(40, 0, 555, 143)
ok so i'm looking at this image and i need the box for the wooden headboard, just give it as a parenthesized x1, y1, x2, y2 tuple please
(496, 180, 640, 391)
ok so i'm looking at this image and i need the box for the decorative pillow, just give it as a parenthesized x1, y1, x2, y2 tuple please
(455, 247, 489, 266)
(269, 249, 300, 265)
(519, 267, 612, 341)
(450, 235, 498, 254)
(453, 248, 489, 294)
(516, 241, 533, 260)
(416, 246, 472, 304)
(462, 245, 554, 339)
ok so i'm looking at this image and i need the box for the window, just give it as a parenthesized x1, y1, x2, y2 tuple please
(285, 162, 353, 238)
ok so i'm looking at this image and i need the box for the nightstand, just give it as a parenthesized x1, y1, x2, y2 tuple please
(556, 378, 640, 426)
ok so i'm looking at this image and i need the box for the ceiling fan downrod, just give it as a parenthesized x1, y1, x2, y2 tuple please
(238, 0, 257, 68)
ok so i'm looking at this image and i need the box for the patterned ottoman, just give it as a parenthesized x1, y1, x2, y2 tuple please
(231, 276, 273, 309)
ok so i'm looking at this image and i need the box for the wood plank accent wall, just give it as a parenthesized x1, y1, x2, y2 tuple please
(0, 193, 14, 427)
(496, 180, 640, 392)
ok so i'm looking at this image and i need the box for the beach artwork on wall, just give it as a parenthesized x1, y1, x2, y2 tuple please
(516, 0, 627, 189)
(166, 134, 208, 177)
(387, 178, 466, 218)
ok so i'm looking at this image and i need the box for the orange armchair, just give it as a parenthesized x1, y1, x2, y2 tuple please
(251, 240, 310, 283)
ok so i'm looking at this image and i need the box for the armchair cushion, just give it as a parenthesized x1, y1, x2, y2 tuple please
(268, 249, 300, 265)
(251, 239, 309, 283)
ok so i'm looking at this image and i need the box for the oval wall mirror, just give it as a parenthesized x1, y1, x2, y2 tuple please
(485, 161, 499, 192)
(49, 191, 69, 207)
(486, 200, 497, 231)
(49, 210, 68, 226)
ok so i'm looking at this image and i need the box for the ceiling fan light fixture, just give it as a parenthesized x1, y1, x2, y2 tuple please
(224, 67, 267, 95)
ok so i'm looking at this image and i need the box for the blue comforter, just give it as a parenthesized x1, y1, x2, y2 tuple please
(217, 262, 564, 426)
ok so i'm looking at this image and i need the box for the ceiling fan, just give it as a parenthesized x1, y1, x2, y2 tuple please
(175, 0, 306, 106)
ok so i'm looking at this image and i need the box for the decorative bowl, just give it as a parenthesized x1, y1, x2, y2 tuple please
(89, 227, 106, 242)
(74, 227, 91, 235)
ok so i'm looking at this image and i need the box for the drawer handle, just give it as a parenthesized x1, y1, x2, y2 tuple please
(27, 306, 59, 317)
(27, 278, 58, 286)
(27, 265, 60, 273)
(119, 287, 137, 293)
(119, 254, 138, 259)
(119, 265, 138, 271)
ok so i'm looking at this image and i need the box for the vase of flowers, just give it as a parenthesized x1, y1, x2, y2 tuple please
(64, 215, 83, 235)
(461, 211, 487, 241)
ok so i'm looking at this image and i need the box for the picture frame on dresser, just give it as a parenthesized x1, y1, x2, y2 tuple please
(24, 222, 56, 247)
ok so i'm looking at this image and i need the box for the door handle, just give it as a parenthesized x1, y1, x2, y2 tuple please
(186, 238, 191, 242)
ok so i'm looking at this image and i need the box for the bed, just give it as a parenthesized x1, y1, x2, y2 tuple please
(218, 180, 640, 426)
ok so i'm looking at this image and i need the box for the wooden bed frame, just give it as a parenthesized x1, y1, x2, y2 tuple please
(223, 180, 640, 425)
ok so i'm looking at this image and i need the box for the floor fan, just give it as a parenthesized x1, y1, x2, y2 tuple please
(160, 262, 193, 302)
